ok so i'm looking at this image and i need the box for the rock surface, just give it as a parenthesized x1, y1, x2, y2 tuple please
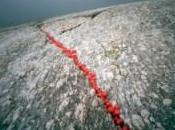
(0, 0, 175, 130)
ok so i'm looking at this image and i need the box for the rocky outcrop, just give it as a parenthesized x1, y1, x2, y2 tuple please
(0, 0, 175, 130)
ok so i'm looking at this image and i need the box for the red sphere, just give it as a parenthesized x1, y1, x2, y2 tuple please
(107, 106, 115, 113)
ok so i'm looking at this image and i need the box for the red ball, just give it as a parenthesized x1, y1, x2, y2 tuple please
(115, 118, 124, 127)
(83, 68, 90, 76)
(112, 108, 120, 117)
(101, 91, 108, 98)
(88, 72, 96, 80)
(89, 79, 96, 88)
(107, 106, 115, 113)
(105, 101, 111, 108)
(73, 59, 79, 65)
(71, 49, 77, 54)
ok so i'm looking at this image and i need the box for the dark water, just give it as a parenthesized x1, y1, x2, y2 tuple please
(0, 0, 141, 28)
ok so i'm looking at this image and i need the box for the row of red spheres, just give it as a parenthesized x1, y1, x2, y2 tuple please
(44, 30, 131, 130)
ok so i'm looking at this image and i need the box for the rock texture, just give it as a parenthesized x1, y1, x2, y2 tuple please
(0, 0, 175, 130)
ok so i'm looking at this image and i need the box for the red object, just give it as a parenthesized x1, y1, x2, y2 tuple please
(114, 117, 124, 127)
(107, 106, 115, 113)
(121, 124, 131, 130)
(105, 100, 112, 108)
(42, 29, 131, 130)
(101, 91, 108, 99)
(113, 108, 120, 117)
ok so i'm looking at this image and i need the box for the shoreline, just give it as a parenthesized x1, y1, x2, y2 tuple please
(0, 0, 146, 33)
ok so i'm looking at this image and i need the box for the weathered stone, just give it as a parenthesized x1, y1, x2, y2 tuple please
(0, 0, 175, 130)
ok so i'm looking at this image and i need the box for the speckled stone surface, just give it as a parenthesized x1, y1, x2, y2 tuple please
(0, 0, 175, 130)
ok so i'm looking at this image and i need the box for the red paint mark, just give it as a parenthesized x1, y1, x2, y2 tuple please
(41, 28, 131, 130)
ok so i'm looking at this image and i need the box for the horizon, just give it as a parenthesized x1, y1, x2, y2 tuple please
(0, 0, 142, 29)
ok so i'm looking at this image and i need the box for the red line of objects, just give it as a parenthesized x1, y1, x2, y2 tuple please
(41, 28, 131, 130)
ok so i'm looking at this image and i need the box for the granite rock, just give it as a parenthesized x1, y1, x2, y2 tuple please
(0, 0, 175, 130)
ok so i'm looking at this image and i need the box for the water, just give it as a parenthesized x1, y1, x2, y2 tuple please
(0, 0, 141, 28)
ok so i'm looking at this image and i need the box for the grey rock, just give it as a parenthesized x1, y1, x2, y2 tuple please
(0, 0, 175, 130)
(131, 114, 144, 129)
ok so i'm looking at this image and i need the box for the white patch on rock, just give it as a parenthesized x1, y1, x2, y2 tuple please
(90, 89, 95, 96)
(106, 71, 114, 80)
(91, 99, 98, 107)
(115, 74, 122, 80)
(150, 103, 158, 109)
(149, 92, 159, 98)
(141, 109, 150, 119)
(156, 122, 165, 130)
(163, 98, 172, 106)
(58, 98, 69, 111)
(149, 116, 155, 122)
(56, 79, 64, 89)
(12, 108, 20, 122)
(65, 111, 72, 118)
(74, 103, 86, 123)
(132, 55, 138, 62)
(46, 119, 54, 130)
(67, 123, 75, 130)
(131, 114, 144, 129)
